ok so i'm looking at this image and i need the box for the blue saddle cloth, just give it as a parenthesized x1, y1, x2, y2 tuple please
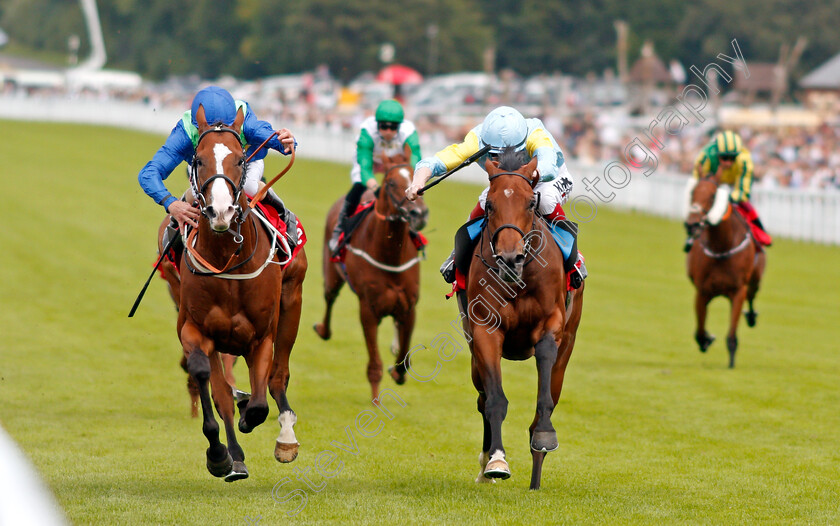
(461, 218, 575, 260)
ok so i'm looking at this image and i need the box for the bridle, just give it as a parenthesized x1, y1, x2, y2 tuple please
(377, 163, 415, 222)
(189, 124, 249, 234)
(479, 171, 541, 270)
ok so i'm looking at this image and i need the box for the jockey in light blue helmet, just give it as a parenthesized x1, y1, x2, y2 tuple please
(406, 105, 586, 289)
(479, 106, 529, 154)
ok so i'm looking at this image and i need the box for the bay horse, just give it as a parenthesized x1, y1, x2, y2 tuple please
(314, 151, 428, 401)
(458, 148, 584, 490)
(685, 175, 765, 368)
(166, 105, 307, 481)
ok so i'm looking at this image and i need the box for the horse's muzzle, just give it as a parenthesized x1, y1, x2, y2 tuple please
(494, 252, 525, 282)
(408, 208, 429, 231)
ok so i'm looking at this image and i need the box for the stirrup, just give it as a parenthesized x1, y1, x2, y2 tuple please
(683, 238, 693, 252)
(440, 253, 456, 284)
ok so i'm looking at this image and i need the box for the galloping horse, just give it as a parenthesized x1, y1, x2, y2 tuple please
(165, 105, 307, 481)
(314, 151, 428, 400)
(685, 175, 765, 368)
(458, 148, 584, 490)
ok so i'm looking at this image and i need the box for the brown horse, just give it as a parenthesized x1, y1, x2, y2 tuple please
(166, 105, 307, 481)
(457, 148, 584, 490)
(314, 152, 428, 401)
(157, 218, 261, 419)
(685, 176, 765, 368)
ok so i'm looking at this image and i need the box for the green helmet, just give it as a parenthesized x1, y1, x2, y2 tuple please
(375, 99, 404, 123)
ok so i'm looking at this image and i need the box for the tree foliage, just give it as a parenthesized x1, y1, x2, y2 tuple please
(1, 0, 839, 82)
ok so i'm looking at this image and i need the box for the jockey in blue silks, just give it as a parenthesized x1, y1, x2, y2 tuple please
(138, 86, 296, 230)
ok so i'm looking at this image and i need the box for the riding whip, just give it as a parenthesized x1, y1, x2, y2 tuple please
(418, 144, 492, 195)
(127, 227, 181, 317)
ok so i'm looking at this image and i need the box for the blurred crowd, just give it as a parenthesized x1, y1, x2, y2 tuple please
(5, 76, 840, 191)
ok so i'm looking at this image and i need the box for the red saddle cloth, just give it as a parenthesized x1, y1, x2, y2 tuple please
(734, 204, 773, 247)
(329, 200, 427, 263)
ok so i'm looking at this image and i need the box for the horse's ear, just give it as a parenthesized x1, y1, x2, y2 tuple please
(232, 107, 245, 134)
(195, 105, 208, 131)
(403, 142, 411, 161)
(524, 156, 539, 186)
(485, 157, 499, 173)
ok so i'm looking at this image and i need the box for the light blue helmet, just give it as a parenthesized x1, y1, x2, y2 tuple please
(480, 106, 528, 154)
(190, 86, 237, 127)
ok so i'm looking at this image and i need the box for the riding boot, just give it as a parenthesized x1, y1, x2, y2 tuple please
(260, 188, 287, 221)
(162, 215, 183, 256)
(329, 183, 366, 254)
(440, 250, 456, 284)
(683, 237, 694, 252)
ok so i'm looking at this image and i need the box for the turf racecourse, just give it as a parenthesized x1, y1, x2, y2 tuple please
(1, 120, 838, 525)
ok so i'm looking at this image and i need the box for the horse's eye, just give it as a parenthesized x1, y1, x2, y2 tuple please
(238, 158, 245, 167)
(485, 201, 493, 214)
(528, 198, 536, 210)
(195, 158, 203, 167)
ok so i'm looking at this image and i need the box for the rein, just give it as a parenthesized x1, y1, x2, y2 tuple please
(699, 209, 752, 259)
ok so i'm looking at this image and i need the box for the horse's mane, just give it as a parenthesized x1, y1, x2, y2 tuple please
(496, 146, 528, 171)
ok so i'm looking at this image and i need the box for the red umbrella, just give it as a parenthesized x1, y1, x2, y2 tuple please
(376, 64, 424, 85)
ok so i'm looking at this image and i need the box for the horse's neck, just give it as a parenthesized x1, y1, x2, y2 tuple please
(705, 211, 743, 251)
(196, 216, 258, 268)
(365, 207, 410, 265)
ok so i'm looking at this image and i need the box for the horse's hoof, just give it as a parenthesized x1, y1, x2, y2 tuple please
(275, 441, 299, 463)
(224, 461, 249, 482)
(388, 366, 406, 385)
(239, 402, 269, 434)
(530, 430, 559, 452)
(484, 459, 511, 479)
(696, 333, 715, 352)
(313, 323, 331, 341)
(745, 311, 758, 327)
(206, 448, 233, 478)
(233, 389, 251, 415)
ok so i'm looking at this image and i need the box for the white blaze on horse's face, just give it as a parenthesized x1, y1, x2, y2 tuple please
(209, 143, 237, 231)
(396, 166, 411, 182)
(504, 189, 514, 198)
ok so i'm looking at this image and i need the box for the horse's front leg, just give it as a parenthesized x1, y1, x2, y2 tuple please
(270, 274, 305, 463)
(239, 336, 273, 433)
(471, 355, 495, 484)
(388, 309, 415, 385)
(181, 322, 231, 478)
(527, 332, 560, 490)
(694, 290, 715, 352)
(359, 303, 384, 401)
(209, 351, 248, 481)
(472, 329, 509, 479)
(726, 285, 748, 369)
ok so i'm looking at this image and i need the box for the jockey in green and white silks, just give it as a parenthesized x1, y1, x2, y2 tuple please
(328, 99, 422, 253)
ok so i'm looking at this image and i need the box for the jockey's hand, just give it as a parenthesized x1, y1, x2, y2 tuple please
(366, 178, 379, 192)
(406, 167, 431, 201)
(276, 128, 295, 154)
(169, 200, 199, 229)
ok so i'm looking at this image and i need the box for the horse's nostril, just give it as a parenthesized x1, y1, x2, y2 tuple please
(205, 205, 215, 218)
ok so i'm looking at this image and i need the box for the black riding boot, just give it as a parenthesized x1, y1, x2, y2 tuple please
(440, 250, 456, 283)
(260, 188, 287, 221)
(329, 183, 366, 254)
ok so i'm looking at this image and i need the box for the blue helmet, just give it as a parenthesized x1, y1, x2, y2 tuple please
(190, 86, 237, 127)
(480, 106, 528, 154)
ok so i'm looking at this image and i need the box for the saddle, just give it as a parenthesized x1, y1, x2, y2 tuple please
(330, 199, 427, 263)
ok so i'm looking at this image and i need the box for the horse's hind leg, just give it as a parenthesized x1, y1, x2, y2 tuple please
(182, 326, 231, 478)
(727, 286, 748, 369)
(180, 355, 199, 418)
(239, 337, 272, 434)
(270, 274, 305, 463)
(527, 333, 560, 490)
(694, 291, 715, 352)
(745, 253, 765, 328)
(313, 253, 345, 341)
(209, 351, 248, 481)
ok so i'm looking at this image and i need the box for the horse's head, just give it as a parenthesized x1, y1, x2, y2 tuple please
(380, 149, 428, 231)
(190, 105, 247, 233)
(485, 147, 539, 282)
(684, 175, 730, 237)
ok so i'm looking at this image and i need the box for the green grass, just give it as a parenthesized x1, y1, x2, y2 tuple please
(1, 120, 839, 525)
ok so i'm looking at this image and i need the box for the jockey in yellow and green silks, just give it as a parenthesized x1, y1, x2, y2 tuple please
(688, 130, 772, 250)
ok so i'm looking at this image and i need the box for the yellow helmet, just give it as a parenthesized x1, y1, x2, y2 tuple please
(714, 131, 743, 157)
